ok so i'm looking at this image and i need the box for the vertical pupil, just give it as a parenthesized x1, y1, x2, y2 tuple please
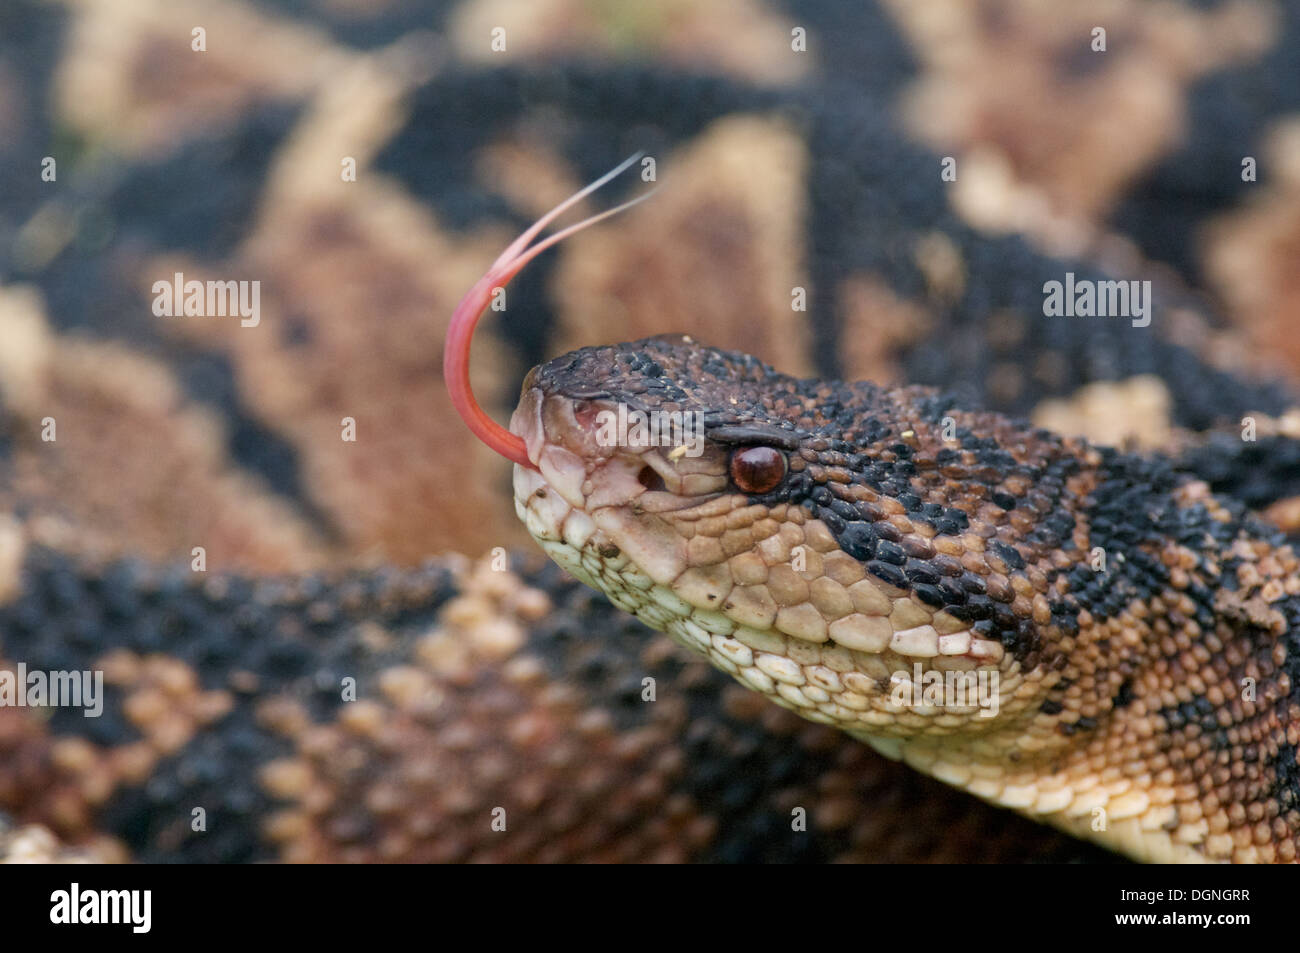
(731, 446, 785, 493)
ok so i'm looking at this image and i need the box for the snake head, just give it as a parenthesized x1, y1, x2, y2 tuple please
(448, 164, 1095, 751)
(508, 333, 1104, 744)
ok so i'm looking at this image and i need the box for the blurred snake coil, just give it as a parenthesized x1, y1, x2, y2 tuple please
(3, 0, 1300, 863)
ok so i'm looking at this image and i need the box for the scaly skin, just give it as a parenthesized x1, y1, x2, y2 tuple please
(510, 334, 1300, 863)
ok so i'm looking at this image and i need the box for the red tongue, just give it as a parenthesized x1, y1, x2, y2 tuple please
(443, 153, 655, 470)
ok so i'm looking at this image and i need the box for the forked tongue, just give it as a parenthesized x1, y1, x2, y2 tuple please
(443, 153, 654, 469)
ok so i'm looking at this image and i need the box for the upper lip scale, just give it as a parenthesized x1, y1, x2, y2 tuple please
(536, 444, 588, 510)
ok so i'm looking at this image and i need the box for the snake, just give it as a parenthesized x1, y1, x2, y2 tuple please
(438, 158, 1300, 864)
(5, 0, 1300, 864)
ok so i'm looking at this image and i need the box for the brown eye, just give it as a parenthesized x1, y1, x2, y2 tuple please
(729, 446, 786, 494)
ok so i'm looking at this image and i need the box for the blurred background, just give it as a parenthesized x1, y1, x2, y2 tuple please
(1, 0, 1298, 579)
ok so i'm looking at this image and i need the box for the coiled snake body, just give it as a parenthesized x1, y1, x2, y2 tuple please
(7, 0, 1300, 865)
(506, 334, 1300, 864)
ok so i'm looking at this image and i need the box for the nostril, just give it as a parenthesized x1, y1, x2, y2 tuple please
(637, 465, 667, 492)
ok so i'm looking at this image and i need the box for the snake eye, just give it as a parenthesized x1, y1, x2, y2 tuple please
(729, 446, 786, 494)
